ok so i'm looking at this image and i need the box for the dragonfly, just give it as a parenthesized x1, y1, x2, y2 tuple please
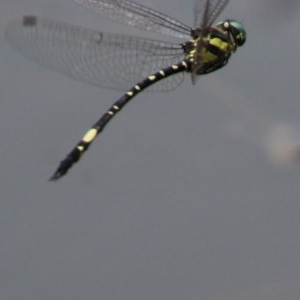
(5, 0, 246, 181)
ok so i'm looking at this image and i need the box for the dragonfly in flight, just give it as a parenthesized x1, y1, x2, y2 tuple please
(5, 0, 246, 180)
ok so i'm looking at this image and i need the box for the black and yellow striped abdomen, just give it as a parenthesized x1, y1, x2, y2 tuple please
(50, 61, 189, 180)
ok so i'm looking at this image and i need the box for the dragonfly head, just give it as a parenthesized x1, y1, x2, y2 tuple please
(216, 19, 246, 47)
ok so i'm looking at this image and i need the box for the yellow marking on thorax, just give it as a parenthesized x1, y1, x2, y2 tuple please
(209, 37, 230, 52)
(198, 48, 218, 63)
(187, 35, 232, 65)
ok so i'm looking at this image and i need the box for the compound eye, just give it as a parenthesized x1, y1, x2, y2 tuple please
(227, 20, 247, 46)
(235, 33, 246, 46)
(215, 20, 246, 47)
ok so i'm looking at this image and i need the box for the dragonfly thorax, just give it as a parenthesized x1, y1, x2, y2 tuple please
(183, 19, 246, 75)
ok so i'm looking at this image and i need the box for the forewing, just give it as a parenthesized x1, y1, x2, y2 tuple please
(194, 0, 229, 29)
(72, 0, 191, 39)
(5, 16, 186, 92)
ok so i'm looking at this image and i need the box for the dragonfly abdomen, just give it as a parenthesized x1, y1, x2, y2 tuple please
(50, 60, 189, 180)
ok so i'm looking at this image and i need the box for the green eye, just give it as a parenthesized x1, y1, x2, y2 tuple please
(216, 20, 246, 46)
(229, 20, 246, 46)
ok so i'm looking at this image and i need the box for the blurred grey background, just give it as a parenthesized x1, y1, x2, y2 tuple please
(1, 0, 300, 299)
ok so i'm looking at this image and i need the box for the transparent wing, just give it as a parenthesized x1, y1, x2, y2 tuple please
(5, 16, 186, 92)
(72, 0, 191, 39)
(194, 0, 230, 28)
